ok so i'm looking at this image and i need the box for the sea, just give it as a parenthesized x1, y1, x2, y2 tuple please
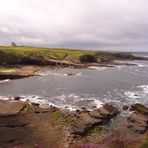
(0, 53, 148, 117)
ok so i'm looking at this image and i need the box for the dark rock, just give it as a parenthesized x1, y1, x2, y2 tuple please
(98, 104, 119, 118)
(123, 105, 129, 110)
(79, 55, 97, 63)
(81, 107, 86, 110)
(92, 105, 97, 109)
(71, 104, 119, 135)
(67, 73, 76, 76)
(76, 109, 80, 113)
(130, 103, 148, 115)
(127, 112, 148, 134)
(14, 96, 21, 101)
(31, 102, 40, 106)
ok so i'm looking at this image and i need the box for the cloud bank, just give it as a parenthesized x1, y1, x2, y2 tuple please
(0, 0, 148, 51)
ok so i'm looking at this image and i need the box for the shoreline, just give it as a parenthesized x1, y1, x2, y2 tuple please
(0, 60, 137, 80)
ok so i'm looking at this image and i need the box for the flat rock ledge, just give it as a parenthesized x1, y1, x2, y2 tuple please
(127, 103, 148, 134)
(71, 104, 119, 135)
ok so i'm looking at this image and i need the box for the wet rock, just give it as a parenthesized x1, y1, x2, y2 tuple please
(67, 73, 76, 76)
(76, 109, 81, 113)
(123, 105, 129, 110)
(92, 105, 97, 109)
(98, 104, 119, 118)
(130, 104, 148, 115)
(81, 107, 86, 110)
(14, 96, 21, 101)
(71, 104, 119, 135)
(127, 112, 148, 134)
(31, 102, 40, 106)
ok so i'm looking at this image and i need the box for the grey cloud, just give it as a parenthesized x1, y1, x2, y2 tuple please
(0, 0, 148, 51)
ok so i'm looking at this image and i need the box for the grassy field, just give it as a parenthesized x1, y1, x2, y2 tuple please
(0, 46, 97, 61)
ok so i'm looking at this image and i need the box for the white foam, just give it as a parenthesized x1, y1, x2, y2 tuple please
(0, 79, 10, 83)
(88, 66, 106, 70)
(124, 85, 148, 106)
(0, 96, 9, 100)
(93, 99, 103, 108)
(138, 85, 148, 94)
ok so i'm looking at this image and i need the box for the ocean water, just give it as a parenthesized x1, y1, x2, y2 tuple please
(0, 59, 148, 116)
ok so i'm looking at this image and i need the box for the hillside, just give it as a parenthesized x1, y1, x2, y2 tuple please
(0, 46, 97, 65)
(0, 46, 146, 66)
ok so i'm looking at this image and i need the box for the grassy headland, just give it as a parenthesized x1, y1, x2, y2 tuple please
(0, 46, 145, 66)
(0, 46, 97, 65)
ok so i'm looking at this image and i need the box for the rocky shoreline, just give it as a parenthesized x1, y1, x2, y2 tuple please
(0, 60, 137, 81)
(0, 98, 148, 148)
(0, 65, 46, 80)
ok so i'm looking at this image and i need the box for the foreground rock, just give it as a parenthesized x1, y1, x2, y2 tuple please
(71, 104, 119, 135)
(0, 100, 26, 117)
(127, 104, 148, 134)
(0, 100, 66, 147)
(130, 103, 148, 115)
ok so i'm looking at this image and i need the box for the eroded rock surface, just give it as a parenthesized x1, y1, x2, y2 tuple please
(71, 104, 119, 135)
(0, 100, 26, 117)
(127, 104, 148, 134)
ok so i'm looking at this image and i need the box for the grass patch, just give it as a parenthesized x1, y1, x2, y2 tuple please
(0, 68, 15, 73)
(20, 105, 31, 113)
(141, 136, 148, 148)
(81, 126, 103, 144)
(51, 111, 75, 126)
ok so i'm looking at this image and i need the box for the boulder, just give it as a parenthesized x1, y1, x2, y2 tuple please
(71, 104, 119, 135)
(14, 96, 21, 101)
(127, 112, 148, 134)
(123, 105, 129, 110)
(130, 104, 148, 115)
(31, 102, 40, 106)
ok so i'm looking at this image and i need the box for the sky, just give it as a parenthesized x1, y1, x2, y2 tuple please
(0, 0, 148, 51)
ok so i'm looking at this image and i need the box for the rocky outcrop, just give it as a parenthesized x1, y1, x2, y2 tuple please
(0, 100, 64, 148)
(127, 104, 148, 134)
(0, 100, 26, 117)
(71, 104, 119, 135)
(130, 103, 148, 115)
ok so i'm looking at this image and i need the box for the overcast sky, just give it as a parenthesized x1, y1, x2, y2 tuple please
(0, 0, 148, 51)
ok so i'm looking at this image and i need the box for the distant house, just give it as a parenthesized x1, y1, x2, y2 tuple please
(11, 42, 17, 47)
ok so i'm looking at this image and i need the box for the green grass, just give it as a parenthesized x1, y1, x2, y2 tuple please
(141, 137, 148, 148)
(0, 46, 97, 62)
(0, 46, 136, 66)
(0, 67, 15, 73)
(51, 111, 75, 126)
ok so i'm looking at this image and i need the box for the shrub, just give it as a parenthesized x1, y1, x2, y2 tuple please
(79, 55, 97, 63)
